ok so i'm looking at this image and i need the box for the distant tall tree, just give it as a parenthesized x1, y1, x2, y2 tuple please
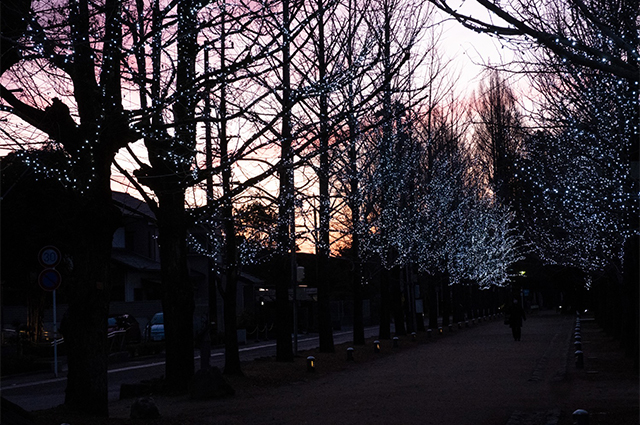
(275, 0, 296, 362)
(298, 0, 340, 353)
(121, 0, 291, 377)
(357, 0, 434, 338)
(343, 0, 373, 345)
(472, 70, 525, 205)
(330, 0, 378, 345)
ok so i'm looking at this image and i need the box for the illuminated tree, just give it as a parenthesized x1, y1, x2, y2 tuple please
(130, 0, 202, 391)
(119, 0, 299, 376)
(295, 0, 342, 353)
(355, 0, 437, 338)
(433, 0, 638, 359)
(332, 0, 377, 345)
(1, 0, 137, 415)
(431, 0, 639, 264)
(407, 94, 524, 326)
(428, 0, 639, 81)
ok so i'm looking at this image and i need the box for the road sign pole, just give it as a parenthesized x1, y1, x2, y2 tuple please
(37, 246, 62, 377)
(53, 289, 58, 378)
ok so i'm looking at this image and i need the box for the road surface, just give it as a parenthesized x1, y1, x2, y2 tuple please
(1, 327, 380, 412)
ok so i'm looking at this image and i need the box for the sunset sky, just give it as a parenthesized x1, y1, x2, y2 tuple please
(435, 3, 516, 94)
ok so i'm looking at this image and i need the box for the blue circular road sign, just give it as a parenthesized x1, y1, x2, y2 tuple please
(39, 246, 61, 268)
(38, 268, 62, 291)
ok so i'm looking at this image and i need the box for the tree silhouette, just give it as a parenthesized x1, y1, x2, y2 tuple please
(1, 0, 137, 415)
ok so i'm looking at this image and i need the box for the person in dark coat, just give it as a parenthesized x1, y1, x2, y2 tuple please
(509, 299, 526, 341)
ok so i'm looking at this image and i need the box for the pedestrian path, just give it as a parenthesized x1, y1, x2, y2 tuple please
(109, 311, 592, 424)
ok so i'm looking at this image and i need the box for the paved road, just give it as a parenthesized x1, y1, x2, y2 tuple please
(1, 326, 380, 412)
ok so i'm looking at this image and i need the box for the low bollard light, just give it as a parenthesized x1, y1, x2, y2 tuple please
(411, 332, 417, 341)
(346, 347, 354, 361)
(307, 356, 316, 372)
(427, 329, 432, 338)
(373, 340, 381, 353)
(465, 320, 469, 328)
(575, 350, 584, 369)
(438, 327, 443, 335)
(572, 409, 589, 425)
(393, 336, 399, 348)
(458, 322, 462, 329)
(448, 324, 453, 332)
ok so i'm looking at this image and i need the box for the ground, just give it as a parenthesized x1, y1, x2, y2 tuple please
(32, 314, 638, 425)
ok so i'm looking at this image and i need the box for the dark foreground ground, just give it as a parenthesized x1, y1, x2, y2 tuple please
(30, 311, 640, 425)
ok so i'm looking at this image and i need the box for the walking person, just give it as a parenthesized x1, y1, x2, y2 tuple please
(509, 299, 526, 341)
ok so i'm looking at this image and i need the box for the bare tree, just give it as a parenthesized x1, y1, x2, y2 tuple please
(126, 0, 203, 391)
(471, 70, 525, 205)
(429, 0, 639, 81)
(354, 0, 444, 337)
(1, 0, 137, 415)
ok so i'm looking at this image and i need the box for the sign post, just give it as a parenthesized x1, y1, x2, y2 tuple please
(38, 246, 62, 377)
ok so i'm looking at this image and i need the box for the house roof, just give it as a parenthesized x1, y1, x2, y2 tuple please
(239, 272, 264, 285)
(112, 248, 161, 271)
(112, 191, 156, 220)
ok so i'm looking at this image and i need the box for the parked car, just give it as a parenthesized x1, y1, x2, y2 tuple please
(107, 314, 142, 344)
(145, 312, 165, 342)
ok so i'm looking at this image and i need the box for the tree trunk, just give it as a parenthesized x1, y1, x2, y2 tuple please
(152, 0, 197, 392)
(440, 273, 451, 327)
(345, 0, 365, 347)
(379, 267, 391, 339)
(428, 277, 438, 330)
(622, 235, 639, 370)
(221, 181, 242, 375)
(451, 283, 461, 324)
(391, 266, 406, 335)
(317, 253, 334, 351)
(64, 195, 117, 416)
(275, 0, 295, 363)
(275, 254, 294, 361)
(316, 0, 335, 353)
(351, 253, 365, 345)
(157, 191, 194, 392)
(218, 8, 243, 374)
(222, 265, 241, 374)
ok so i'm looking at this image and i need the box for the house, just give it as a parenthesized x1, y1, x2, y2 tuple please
(108, 192, 164, 329)
(109, 191, 263, 338)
